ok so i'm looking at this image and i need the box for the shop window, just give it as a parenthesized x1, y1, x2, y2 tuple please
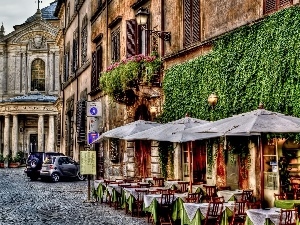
(31, 58, 45, 91)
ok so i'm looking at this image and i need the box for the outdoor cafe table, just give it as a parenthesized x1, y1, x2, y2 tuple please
(143, 192, 188, 224)
(181, 202, 235, 225)
(106, 183, 138, 203)
(164, 180, 184, 190)
(122, 187, 150, 212)
(274, 199, 300, 209)
(217, 190, 243, 202)
(245, 207, 300, 225)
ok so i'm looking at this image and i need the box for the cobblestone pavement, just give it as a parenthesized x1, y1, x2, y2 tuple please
(0, 168, 149, 225)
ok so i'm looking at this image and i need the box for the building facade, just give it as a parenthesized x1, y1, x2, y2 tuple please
(0, 2, 60, 160)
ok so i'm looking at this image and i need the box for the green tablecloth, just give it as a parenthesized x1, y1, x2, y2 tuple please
(96, 183, 105, 200)
(144, 198, 159, 223)
(178, 204, 233, 225)
(274, 200, 300, 209)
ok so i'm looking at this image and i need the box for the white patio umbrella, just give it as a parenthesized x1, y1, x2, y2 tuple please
(185, 108, 300, 135)
(184, 106, 300, 199)
(123, 116, 210, 141)
(91, 120, 161, 144)
(123, 116, 218, 193)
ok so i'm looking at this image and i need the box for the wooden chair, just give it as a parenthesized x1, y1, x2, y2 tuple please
(242, 189, 254, 202)
(247, 201, 262, 209)
(178, 181, 189, 193)
(138, 182, 150, 188)
(148, 189, 160, 194)
(279, 209, 298, 225)
(203, 185, 217, 202)
(153, 177, 165, 187)
(134, 189, 149, 217)
(218, 186, 231, 191)
(230, 201, 247, 225)
(158, 193, 175, 225)
(156, 188, 169, 194)
(186, 192, 202, 203)
(203, 202, 224, 225)
(211, 196, 225, 203)
(274, 193, 287, 200)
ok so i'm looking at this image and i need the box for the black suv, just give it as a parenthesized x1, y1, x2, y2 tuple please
(24, 152, 64, 181)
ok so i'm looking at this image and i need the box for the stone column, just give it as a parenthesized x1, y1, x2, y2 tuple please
(12, 114, 19, 156)
(38, 114, 44, 152)
(47, 115, 55, 152)
(173, 143, 182, 180)
(3, 115, 10, 157)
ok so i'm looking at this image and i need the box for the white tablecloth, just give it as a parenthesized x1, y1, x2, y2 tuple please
(183, 202, 235, 222)
(246, 208, 284, 225)
(94, 180, 105, 189)
(106, 183, 138, 195)
(123, 187, 149, 200)
(217, 190, 243, 202)
(144, 193, 188, 208)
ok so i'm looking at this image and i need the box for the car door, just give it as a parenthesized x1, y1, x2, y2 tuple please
(57, 157, 73, 177)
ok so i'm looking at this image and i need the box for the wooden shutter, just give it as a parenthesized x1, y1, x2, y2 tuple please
(279, 0, 292, 7)
(184, 0, 192, 47)
(264, 0, 277, 13)
(96, 45, 102, 78)
(192, 0, 200, 43)
(126, 20, 137, 58)
(91, 51, 97, 91)
(76, 100, 86, 143)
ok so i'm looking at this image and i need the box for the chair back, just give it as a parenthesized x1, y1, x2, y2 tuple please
(148, 189, 160, 194)
(157, 188, 169, 194)
(186, 192, 201, 203)
(153, 177, 165, 187)
(274, 193, 287, 200)
(247, 201, 262, 209)
(242, 189, 254, 202)
(138, 183, 150, 188)
(211, 196, 225, 203)
(160, 193, 175, 207)
(218, 186, 231, 191)
(279, 209, 298, 225)
(204, 185, 217, 201)
(234, 201, 247, 216)
(135, 189, 148, 204)
(178, 181, 189, 193)
(206, 202, 223, 218)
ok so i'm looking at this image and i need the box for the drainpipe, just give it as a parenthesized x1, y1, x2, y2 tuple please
(160, 0, 165, 56)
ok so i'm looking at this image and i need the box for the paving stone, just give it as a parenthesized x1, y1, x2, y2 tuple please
(0, 168, 149, 225)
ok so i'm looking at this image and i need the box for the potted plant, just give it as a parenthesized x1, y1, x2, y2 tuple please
(8, 151, 23, 168)
(0, 154, 4, 168)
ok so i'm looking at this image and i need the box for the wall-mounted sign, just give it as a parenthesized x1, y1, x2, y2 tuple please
(86, 101, 102, 117)
(87, 117, 99, 133)
(87, 132, 99, 145)
(80, 151, 96, 175)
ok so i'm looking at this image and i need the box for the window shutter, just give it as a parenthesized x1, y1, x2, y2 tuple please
(126, 19, 137, 58)
(76, 100, 86, 143)
(279, 0, 292, 7)
(91, 51, 97, 91)
(184, 0, 192, 47)
(97, 45, 102, 78)
(265, 0, 276, 13)
(192, 0, 200, 43)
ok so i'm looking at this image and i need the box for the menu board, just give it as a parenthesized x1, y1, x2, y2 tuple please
(80, 151, 96, 175)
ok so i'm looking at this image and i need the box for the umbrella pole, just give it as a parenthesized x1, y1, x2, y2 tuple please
(188, 141, 192, 193)
(259, 136, 264, 204)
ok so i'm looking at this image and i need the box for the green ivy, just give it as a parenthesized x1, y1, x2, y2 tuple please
(158, 141, 174, 178)
(161, 6, 300, 129)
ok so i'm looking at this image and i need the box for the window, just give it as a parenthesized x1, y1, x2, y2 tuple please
(111, 28, 120, 62)
(91, 45, 102, 91)
(126, 19, 149, 58)
(183, 0, 200, 47)
(74, 0, 78, 12)
(64, 44, 70, 81)
(66, 3, 70, 26)
(264, 0, 292, 14)
(31, 58, 45, 91)
(72, 29, 78, 72)
(81, 15, 88, 65)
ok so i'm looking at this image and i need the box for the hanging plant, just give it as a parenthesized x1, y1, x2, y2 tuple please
(99, 52, 162, 101)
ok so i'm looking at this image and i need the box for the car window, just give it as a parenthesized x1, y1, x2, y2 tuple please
(44, 156, 56, 164)
(67, 157, 75, 164)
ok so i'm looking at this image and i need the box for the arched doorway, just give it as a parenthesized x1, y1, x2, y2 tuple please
(134, 104, 151, 178)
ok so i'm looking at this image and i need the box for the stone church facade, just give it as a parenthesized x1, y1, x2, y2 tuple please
(0, 2, 60, 159)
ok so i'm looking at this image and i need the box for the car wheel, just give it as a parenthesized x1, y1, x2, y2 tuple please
(51, 173, 60, 182)
(77, 172, 86, 181)
(30, 176, 38, 181)
(30, 158, 39, 169)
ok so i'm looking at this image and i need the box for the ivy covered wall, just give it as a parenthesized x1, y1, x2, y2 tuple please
(162, 6, 300, 123)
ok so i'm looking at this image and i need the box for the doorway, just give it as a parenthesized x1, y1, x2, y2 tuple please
(29, 134, 38, 152)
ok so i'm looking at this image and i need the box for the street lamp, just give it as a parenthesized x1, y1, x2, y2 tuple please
(208, 93, 218, 109)
(135, 7, 171, 42)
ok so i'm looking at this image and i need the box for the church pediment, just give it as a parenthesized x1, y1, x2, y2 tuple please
(2, 20, 59, 45)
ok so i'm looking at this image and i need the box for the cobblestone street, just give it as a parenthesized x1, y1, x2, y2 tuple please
(0, 168, 149, 225)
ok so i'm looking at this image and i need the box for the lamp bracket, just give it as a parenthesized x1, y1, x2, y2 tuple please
(141, 25, 171, 42)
